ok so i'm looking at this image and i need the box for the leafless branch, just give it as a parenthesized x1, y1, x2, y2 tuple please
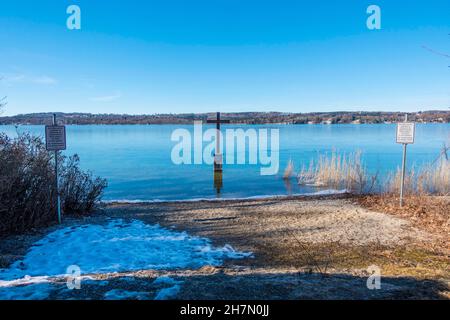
(0, 77, 6, 113)
(421, 35, 450, 67)
(421, 45, 450, 59)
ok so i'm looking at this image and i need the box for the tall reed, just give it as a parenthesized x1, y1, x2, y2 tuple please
(297, 150, 377, 194)
(385, 159, 449, 196)
(298, 148, 449, 196)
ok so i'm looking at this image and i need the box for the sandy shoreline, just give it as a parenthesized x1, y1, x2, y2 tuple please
(99, 189, 349, 204)
(1, 194, 449, 300)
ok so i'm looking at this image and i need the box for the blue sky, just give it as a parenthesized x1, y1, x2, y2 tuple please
(0, 0, 449, 116)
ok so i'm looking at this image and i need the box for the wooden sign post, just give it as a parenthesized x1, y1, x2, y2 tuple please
(207, 112, 230, 195)
(45, 114, 66, 223)
(396, 114, 415, 207)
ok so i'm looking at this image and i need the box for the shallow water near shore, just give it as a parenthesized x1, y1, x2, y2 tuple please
(1, 124, 448, 201)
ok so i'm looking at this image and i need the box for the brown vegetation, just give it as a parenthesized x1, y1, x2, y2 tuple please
(60, 155, 107, 214)
(297, 150, 378, 194)
(357, 195, 450, 240)
(385, 158, 449, 196)
(297, 148, 449, 196)
(0, 133, 107, 236)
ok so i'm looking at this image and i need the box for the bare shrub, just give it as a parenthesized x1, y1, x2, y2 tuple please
(298, 150, 378, 194)
(0, 133, 55, 234)
(60, 154, 107, 214)
(0, 133, 107, 235)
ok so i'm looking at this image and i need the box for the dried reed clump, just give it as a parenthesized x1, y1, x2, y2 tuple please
(385, 159, 449, 196)
(283, 159, 294, 180)
(0, 133, 107, 236)
(297, 150, 377, 194)
(297, 146, 449, 196)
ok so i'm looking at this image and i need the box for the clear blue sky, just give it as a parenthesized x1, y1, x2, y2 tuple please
(0, 0, 449, 116)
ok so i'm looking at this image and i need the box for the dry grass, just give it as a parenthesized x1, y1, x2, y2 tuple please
(357, 194, 450, 247)
(297, 148, 449, 196)
(283, 159, 294, 180)
(385, 160, 449, 196)
(297, 150, 377, 194)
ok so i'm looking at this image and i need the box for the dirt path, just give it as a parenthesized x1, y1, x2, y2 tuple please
(1, 195, 449, 300)
(110, 196, 427, 245)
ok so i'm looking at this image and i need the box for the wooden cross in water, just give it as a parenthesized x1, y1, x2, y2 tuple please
(206, 112, 230, 172)
(206, 112, 230, 196)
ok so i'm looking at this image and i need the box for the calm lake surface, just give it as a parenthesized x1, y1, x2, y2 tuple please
(1, 124, 448, 201)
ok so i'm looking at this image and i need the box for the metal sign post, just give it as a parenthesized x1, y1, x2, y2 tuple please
(45, 114, 66, 223)
(399, 139, 407, 207)
(396, 115, 415, 207)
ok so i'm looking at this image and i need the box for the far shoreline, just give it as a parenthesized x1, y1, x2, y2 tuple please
(1, 122, 449, 126)
(1, 110, 449, 126)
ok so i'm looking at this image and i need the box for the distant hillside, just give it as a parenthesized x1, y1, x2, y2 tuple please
(0, 111, 449, 125)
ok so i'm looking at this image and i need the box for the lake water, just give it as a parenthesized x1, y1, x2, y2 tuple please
(1, 124, 448, 201)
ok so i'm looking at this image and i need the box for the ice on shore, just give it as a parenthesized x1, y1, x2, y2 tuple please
(0, 219, 252, 300)
(104, 289, 151, 300)
(154, 284, 182, 300)
(0, 283, 55, 300)
(152, 276, 184, 300)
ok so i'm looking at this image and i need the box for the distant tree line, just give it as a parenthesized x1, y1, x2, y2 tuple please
(0, 111, 449, 125)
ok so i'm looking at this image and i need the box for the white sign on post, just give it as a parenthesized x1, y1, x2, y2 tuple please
(396, 122, 415, 144)
(45, 125, 67, 151)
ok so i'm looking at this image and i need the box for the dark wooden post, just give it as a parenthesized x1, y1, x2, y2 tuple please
(207, 112, 230, 195)
(206, 112, 230, 172)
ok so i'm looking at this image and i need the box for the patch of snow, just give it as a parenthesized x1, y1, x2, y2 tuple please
(154, 284, 182, 300)
(104, 289, 151, 300)
(152, 276, 180, 286)
(0, 219, 251, 300)
(0, 219, 251, 280)
(0, 283, 54, 300)
(83, 279, 109, 287)
(312, 189, 348, 196)
(152, 276, 184, 300)
(0, 275, 50, 288)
